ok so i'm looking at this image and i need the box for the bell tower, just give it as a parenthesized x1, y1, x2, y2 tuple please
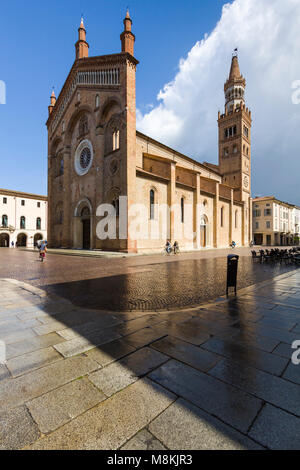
(218, 50, 252, 204)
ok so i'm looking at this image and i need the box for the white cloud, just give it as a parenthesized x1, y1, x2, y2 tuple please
(137, 0, 300, 205)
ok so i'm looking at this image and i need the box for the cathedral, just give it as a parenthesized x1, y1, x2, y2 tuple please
(47, 12, 252, 253)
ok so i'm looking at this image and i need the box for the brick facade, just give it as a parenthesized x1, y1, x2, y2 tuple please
(47, 13, 252, 253)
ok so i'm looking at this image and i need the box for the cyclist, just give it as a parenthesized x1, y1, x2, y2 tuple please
(165, 240, 172, 255)
(173, 241, 179, 254)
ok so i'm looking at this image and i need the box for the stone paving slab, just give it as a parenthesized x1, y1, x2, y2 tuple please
(151, 336, 222, 372)
(149, 359, 262, 433)
(0, 355, 100, 412)
(89, 347, 169, 396)
(149, 398, 263, 450)
(0, 406, 40, 450)
(86, 339, 136, 367)
(54, 328, 122, 358)
(27, 379, 176, 450)
(210, 360, 300, 417)
(0, 365, 10, 381)
(6, 332, 65, 360)
(6, 346, 63, 377)
(201, 337, 288, 376)
(272, 341, 293, 359)
(150, 321, 211, 346)
(121, 429, 167, 450)
(282, 362, 300, 385)
(27, 377, 106, 434)
(249, 404, 300, 450)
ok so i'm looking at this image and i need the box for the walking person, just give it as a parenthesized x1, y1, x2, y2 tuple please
(11, 241, 14, 248)
(39, 240, 47, 262)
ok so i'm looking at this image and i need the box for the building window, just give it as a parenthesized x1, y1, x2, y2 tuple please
(36, 218, 41, 230)
(95, 95, 100, 108)
(266, 221, 271, 229)
(221, 207, 224, 227)
(113, 129, 120, 151)
(253, 209, 261, 217)
(79, 115, 88, 137)
(243, 126, 249, 138)
(2, 215, 8, 228)
(181, 198, 184, 223)
(60, 158, 64, 176)
(235, 210, 238, 229)
(37, 202, 41, 208)
(112, 199, 120, 217)
(255, 222, 259, 229)
(3, 198, 7, 204)
(264, 209, 272, 216)
(233, 145, 238, 154)
(20, 216, 26, 229)
(150, 189, 155, 220)
(21, 200, 25, 206)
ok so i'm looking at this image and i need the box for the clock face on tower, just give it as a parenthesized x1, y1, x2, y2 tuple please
(243, 176, 249, 189)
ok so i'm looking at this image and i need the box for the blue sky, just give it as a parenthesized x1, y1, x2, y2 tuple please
(0, 0, 230, 195)
(1, 0, 300, 206)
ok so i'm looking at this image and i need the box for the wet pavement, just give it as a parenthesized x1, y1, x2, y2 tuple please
(0, 267, 299, 449)
(0, 248, 297, 310)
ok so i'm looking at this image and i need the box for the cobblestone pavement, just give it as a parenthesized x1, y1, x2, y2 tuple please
(0, 248, 297, 310)
(0, 270, 299, 450)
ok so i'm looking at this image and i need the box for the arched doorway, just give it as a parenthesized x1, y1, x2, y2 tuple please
(200, 216, 208, 248)
(73, 199, 92, 249)
(81, 207, 91, 250)
(0, 233, 9, 247)
(34, 233, 43, 247)
(17, 233, 27, 247)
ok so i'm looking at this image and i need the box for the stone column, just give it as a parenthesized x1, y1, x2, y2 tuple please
(241, 203, 246, 247)
(62, 146, 71, 248)
(213, 182, 220, 248)
(168, 161, 176, 242)
(193, 172, 201, 249)
(47, 154, 54, 248)
(229, 189, 234, 246)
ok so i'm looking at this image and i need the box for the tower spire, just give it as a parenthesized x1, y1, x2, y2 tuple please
(48, 89, 56, 116)
(224, 50, 246, 112)
(120, 9, 135, 56)
(75, 16, 89, 60)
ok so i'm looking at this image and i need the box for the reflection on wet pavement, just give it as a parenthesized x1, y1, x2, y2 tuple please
(43, 257, 297, 311)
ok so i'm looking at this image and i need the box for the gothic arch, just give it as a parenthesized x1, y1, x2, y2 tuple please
(99, 96, 123, 127)
(74, 198, 93, 217)
(65, 105, 94, 146)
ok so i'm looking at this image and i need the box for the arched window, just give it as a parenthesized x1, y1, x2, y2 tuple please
(150, 189, 155, 220)
(220, 207, 224, 227)
(36, 217, 41, 230)
(56, 203, 63, 225)
(79, 115, 88, 137)
(235, 210, 238, 229)
(113, 129, 120, 151)
(59, 158, 64, 176)
(2, 215, 8, 228)
(20, 216, 26, 229)
(112, 198, 120, 217)
(181, 197, 184, 223)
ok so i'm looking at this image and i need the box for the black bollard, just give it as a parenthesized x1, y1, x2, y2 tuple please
(226, 254, 239, 296)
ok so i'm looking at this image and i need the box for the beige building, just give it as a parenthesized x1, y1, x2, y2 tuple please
(0, 189, 47, 247)
(47, 13, 252, 253)
(253, 196, 300, 246)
